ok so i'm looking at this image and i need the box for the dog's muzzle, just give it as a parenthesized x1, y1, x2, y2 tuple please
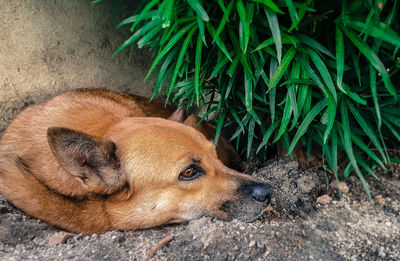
(220, 180, 273, 222)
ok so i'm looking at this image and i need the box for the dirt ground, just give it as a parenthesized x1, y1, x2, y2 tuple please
(0, 1, 399, 260)
(0, 160, 399, 261)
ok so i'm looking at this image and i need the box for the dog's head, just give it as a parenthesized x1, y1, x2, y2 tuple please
(47, 117, 272, 230)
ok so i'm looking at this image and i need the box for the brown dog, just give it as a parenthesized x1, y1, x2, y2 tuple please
(0, 89, 272, 234)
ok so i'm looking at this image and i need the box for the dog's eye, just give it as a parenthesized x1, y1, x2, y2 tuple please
(178, 165, 204, 181)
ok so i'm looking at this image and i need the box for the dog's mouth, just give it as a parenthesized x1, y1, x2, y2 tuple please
(216, 181, 272, 222)
(218, 197, 271, 222)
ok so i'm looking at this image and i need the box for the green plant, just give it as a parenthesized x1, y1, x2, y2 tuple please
(101, 0, 400, 197)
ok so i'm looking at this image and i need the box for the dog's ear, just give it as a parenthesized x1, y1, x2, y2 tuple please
(168, 107, 187, 123)
(47, 127, 126, 194)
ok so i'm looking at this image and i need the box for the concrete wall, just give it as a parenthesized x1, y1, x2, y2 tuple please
(0, 0, 154, 133)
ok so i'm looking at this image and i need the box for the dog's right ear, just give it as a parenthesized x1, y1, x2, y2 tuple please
(47, 127, 126, 194)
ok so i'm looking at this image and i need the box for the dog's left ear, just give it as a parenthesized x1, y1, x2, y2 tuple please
(47, 127, 126, 194)
(168, 107, 187, 123)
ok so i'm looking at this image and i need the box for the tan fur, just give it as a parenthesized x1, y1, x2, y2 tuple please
(0, 89, 268, 234)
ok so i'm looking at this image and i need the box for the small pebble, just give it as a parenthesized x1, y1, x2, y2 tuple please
(316, 195, 331, 205)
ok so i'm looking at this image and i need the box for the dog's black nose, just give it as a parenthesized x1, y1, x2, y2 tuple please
(251, 183, 272, 202)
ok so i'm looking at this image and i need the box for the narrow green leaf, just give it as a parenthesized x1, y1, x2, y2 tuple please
(215, 110, 226, 145)
(162, 0, 174, 28)
(237, 0, 250, 53)
(339, 100, 372, 200)
(247, 117, 256, 158)
(274, 95, 292, 142)
(336, 25, 345, 93)
(296, 33, 335, 59)
(340, 25, 396, 96)
(196, 15, 207, 47)
(257, 121, 280, 153)
(213, 1, 234, 44)
(369, 65, 381, 128)
(287, 99, 327, 154)
(265, 7, 282, 63)
(284, 0, 299, 30)
(194, 34, 202, 105)
(206, 23, 232, 61)
(269, 58, 278, 123)
(308, 48, 337, 102)
(251, 0, 284, 14)
(187, 0, 210, 22)
(244, 70, 253, 112)
(382, 118, 400, 142)
(146, 22, 196, 79)
(151, 50, 176, 99)
(347, 101, 387, 163)
(131, 0, 159, 32)
(114, 19, 160, 56)
(268, 48, 297, 90)
(166, 26, 197, 102)
(117, 10, 158, 28)
(351, 132, 385, 169)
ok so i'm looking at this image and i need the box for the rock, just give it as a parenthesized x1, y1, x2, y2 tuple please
(316, 195, 331, 205)
(48, 232, 74, 245)
(330, 181, 349, 193)
(297, 176, 315, 194)
(375, 195, 386, 206)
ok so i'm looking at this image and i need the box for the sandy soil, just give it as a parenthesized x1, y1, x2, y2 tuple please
(1, 1, 399, 260)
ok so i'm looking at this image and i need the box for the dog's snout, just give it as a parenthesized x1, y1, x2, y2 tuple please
(251, 183, 272, 202)
(238, 181, 273, 203)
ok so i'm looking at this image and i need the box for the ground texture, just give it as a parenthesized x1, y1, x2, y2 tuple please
(0, 160, 399, 260)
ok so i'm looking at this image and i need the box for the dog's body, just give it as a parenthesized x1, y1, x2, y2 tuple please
(0, 89, 271, 234)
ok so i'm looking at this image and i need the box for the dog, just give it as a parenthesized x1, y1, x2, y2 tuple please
(0, 89, 272, 234)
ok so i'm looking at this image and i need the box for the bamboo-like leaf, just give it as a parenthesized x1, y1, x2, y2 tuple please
(215, 110, 226, 145)
(351, 131, 385, 168)
(382, 118, 400, 142)
(265, 7, 282, 63)
(369, 65, 381, 128)
(114, 19, 160, 56)
(247, 117, 256, 158)
(187, 0, 209, 22)
(206, 23, 232, 61)
(196, 15, 207, 47)
(137, 24, 162, 48)
(151, 50, 176, 100)
(118, 10, 158, 28)
(251, 0, 284, 14)
(347, 101, 387, 163)
(162, 0, 174, 28)
(341, 18, 400, 47)
(287, 99, 326, 155)
(166, 26, 197, 102)
(237, 0, 250, 53)
(296, 34, 335, 59)
(194, 34, 202, 105)
(335, 25, 345, 93)
(257, 121, 280, 153)
(268, 48, 297, 90)
(308, 48, 337, 102)
(304, 64, 336, 143)
(340, 25, 396, 96)
(146, 22, 196, 79)
(274, 95, 292, 142)
(269, 58, 278, 123)
(339, 100, 372, 200)
(131, 0, 159, 32)
(285, 0, 299, 30)
(213, 1, 234, 44)
(244, 70, 253, 112)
